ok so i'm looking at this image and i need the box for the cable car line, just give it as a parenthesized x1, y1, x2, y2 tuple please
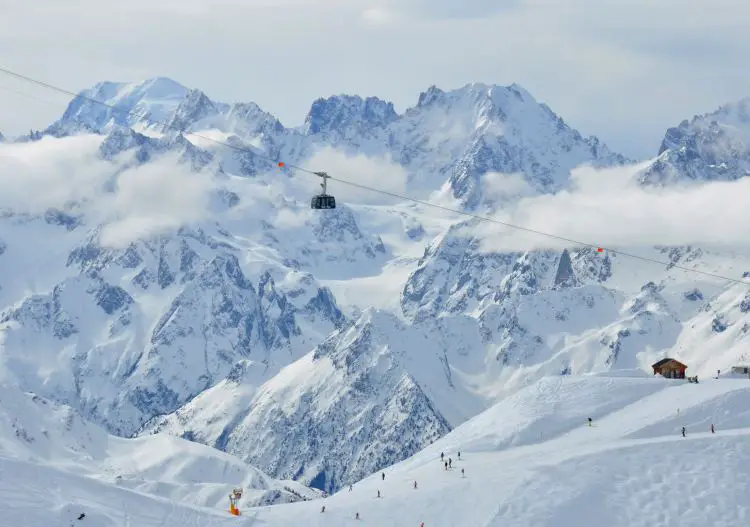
(0, 65, 747, 287)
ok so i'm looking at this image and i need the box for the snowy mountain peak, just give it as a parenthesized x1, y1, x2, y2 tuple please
(399, 81, 628, 206)
(55, 77, 190, 133)
(303, 94, 398, 136)
(416, 84, 444, 107)
(552, 249, 578, 289)
(160, 88, 221, 133)
(223, 101, 285, 139)
(124, 77, 191, 102)
(640, 94, 750, 185)
(414, 81, 535, 116)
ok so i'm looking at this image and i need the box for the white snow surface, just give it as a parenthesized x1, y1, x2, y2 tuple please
(0, 381, 321, 519)
(3, 373, 750, 526)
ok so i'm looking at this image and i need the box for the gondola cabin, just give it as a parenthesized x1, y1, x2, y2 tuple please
(311, 194, 336, 209)
(310, 171, 336, 209)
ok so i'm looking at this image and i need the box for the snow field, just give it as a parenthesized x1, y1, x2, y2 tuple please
(3, 373, 748, 526)
(249, 374, 750, 526)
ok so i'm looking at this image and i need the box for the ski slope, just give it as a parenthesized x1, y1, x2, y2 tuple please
(3, 372, 749, 526)
(0, 383, 320, 526)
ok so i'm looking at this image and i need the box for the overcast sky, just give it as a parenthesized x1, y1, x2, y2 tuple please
(0, 0, 747, 158)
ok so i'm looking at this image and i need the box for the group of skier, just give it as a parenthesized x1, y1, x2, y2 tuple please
(681, 423, 715, 437)
(322, 414, 715, 520)
(590, 414, 717, 439)
(321, 449, 466, 521)
(440, 450, 465, 477)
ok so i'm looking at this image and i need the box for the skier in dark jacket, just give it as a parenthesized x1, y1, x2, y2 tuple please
(681, 426, 686, 437)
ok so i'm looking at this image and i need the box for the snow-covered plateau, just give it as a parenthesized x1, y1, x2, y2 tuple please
(1, 76, 750, 525)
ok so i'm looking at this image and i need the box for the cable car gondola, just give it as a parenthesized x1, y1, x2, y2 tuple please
(311, 171, 336, 209)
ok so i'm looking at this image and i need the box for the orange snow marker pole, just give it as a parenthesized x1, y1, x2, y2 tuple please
(229, 487, 243, 516)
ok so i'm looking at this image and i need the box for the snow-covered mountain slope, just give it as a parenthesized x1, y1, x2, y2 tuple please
(142, 242, 750, 493)
(219, 373, 750, 526)
(3, 77, 750, 499)
(639, 96, 750, 185)
(400, 224, 750, 390)
(0, 381, 321, 515)
(4, 373, 750, 526)
(142, 308, 489, 493)
(0, 166, 351, 436)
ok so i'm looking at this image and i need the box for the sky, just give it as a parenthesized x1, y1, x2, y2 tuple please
(0, 0, 748, 158)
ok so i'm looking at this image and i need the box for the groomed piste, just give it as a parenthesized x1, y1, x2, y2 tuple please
(3, 371, 749, 526)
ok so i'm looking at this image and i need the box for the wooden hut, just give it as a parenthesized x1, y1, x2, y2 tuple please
(652, 358, 687, 379)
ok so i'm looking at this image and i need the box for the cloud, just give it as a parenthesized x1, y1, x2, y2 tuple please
(0, 135, 106, 212)
(301, 146, 409, 205)
(361, 7, 400, 26)
(367, 0, 521, 21)
(475, 162, 750, 253)
(96, 155, 216, 248)
(273, 208, 309, 230)
(0, 135, 219, 249)
(481, 172, 537, 203)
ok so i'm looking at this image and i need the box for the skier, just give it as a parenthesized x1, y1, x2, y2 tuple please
(588, 417, 592, 427)
(461, 468, 465, 477)
(440, 452, 444, 461)
(444, 461, 448, 470)
(457, 451, 461, 460)
(349, 484, 353, 492)
(77, 513, 86, 520)
(681, 426, 686, 437)
(321, 505, 325, 513)
(711, 423, 715, 434)
(377, 490, 381, 498)
(414, 480, 418, 489)
(355, 512, 360, 520)
(381, 472, 385, 481)
(448, 457, 452, 468)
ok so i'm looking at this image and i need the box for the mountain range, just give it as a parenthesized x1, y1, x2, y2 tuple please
(1, 76, 750, 495)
